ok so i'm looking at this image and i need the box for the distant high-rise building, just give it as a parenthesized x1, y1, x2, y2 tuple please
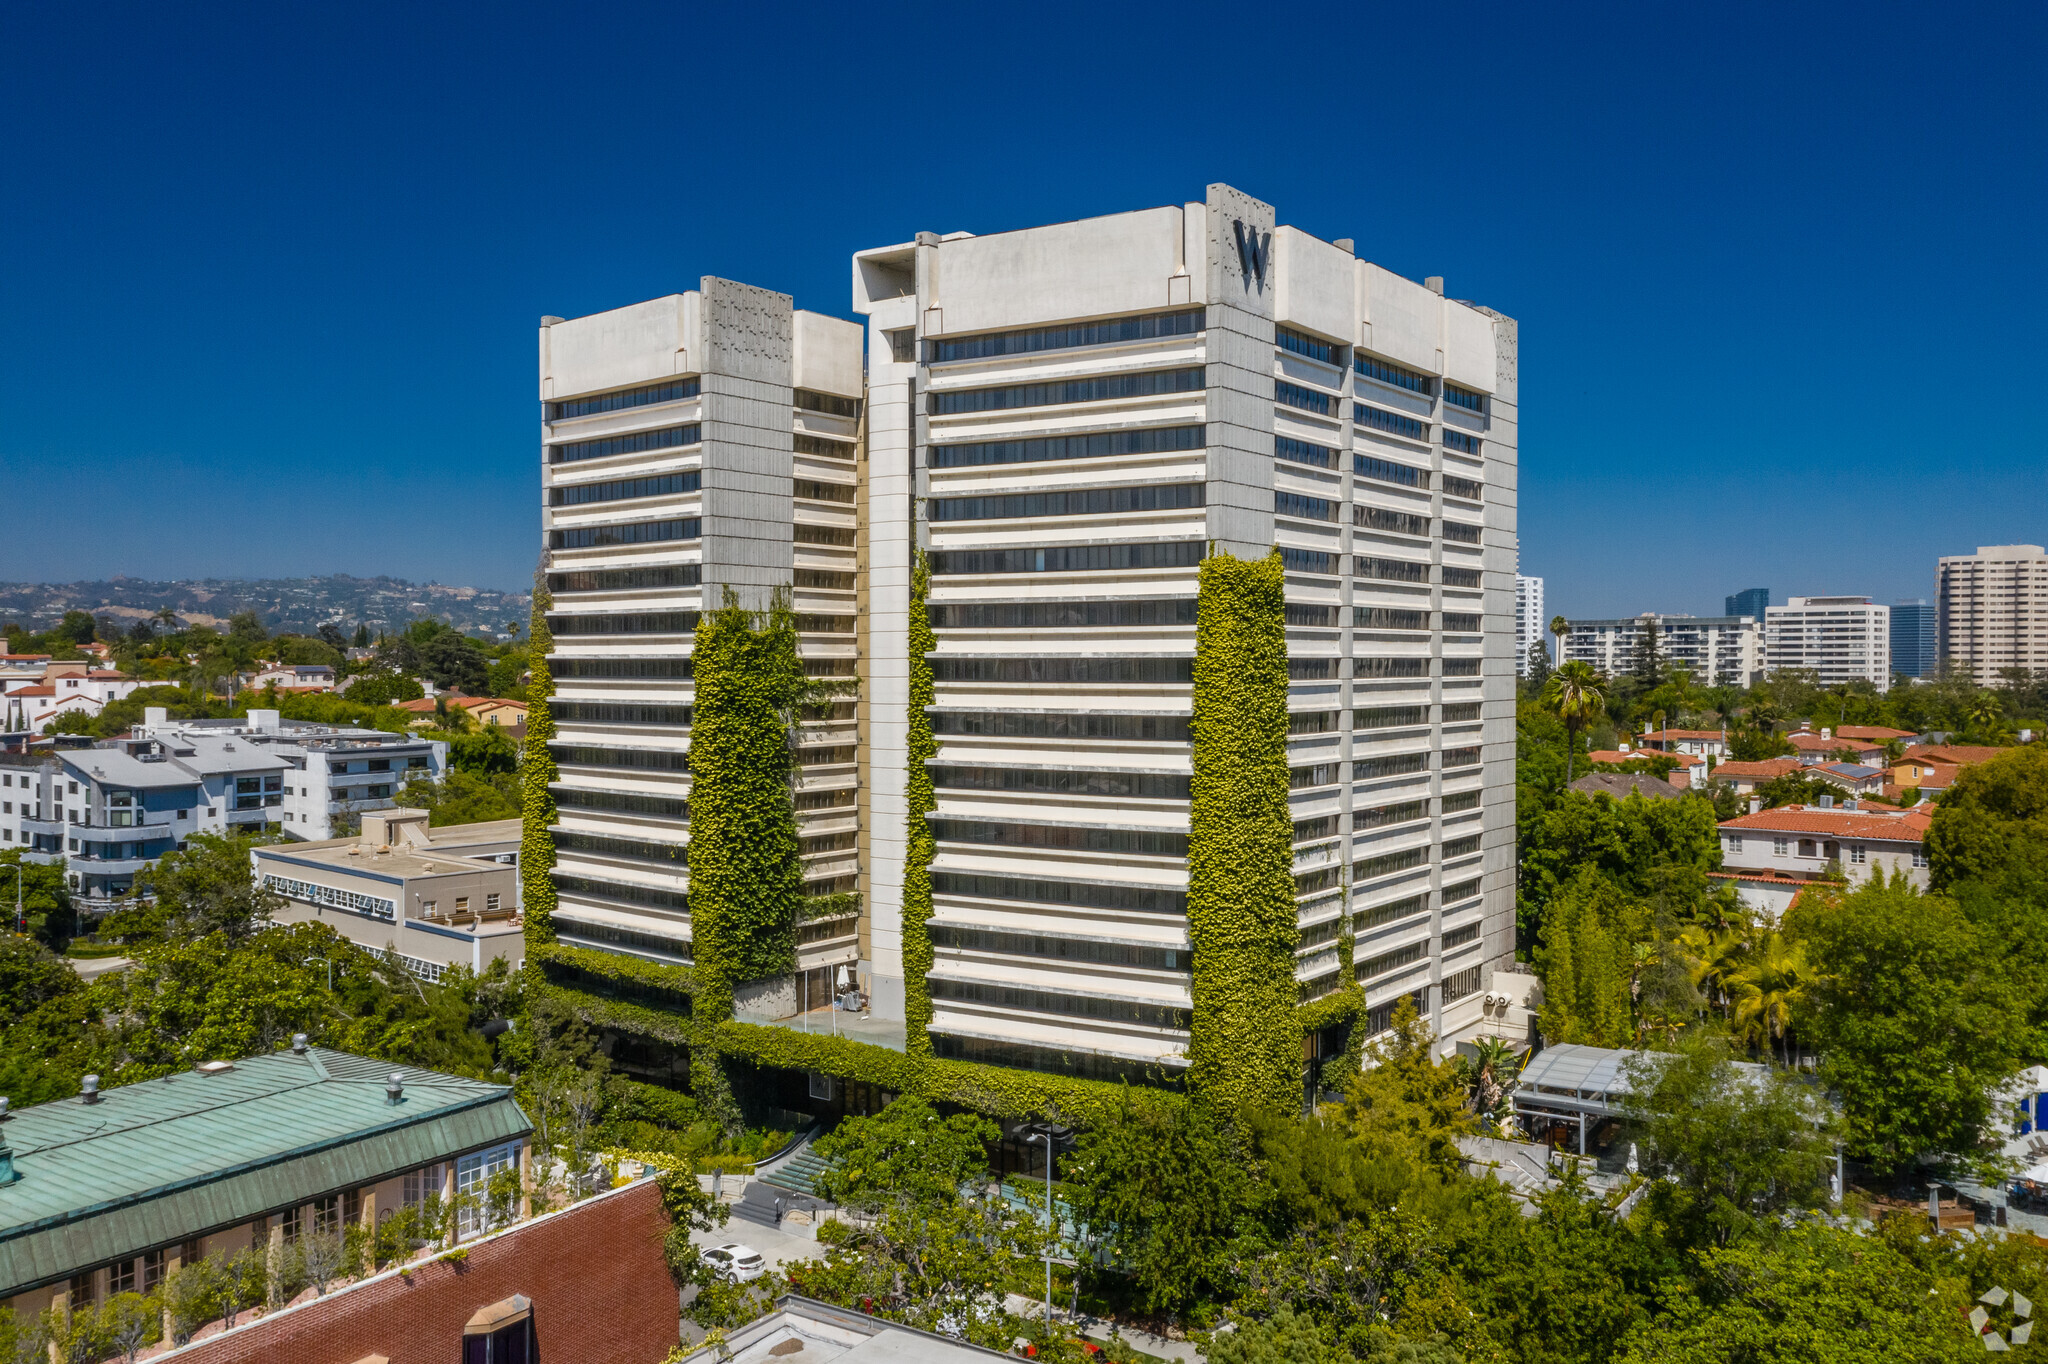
(1937, 545, 2048, 686)
(1560, 612, 1761, 687)
(1765, 596, 1890, 691)
(1515, 575, 1546, 675)
(1890, 599, 1937, 679)
(1725, 587, 1769, 619)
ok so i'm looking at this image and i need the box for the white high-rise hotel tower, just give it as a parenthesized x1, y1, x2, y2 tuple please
(535, 186, 1521, 1091)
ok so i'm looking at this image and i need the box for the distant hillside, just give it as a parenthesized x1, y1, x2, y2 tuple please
(0, 575, 531, 637)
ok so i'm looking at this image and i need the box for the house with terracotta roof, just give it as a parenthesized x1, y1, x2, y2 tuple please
(1902, 743, 2010, 769)
(1586, 742, 1704, 789)
(1888, 756, 1962, 796)
(394, 696, 528, 731)
(1809, 761, 1887, 795)
(44, 662, 143, 708)
(246, 663, 338, 692)
(1834, 725, 1918, 743)
(1785, 729, 1886, 767)
(1714, 799, 1931, 918)
(1710, 758, 1803, 793)
(1636, 727, 1731, 759)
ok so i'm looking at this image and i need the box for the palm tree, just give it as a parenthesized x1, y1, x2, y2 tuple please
(1968, 691, 2005, 742)
(1542, 660, 1607, 782)
(1462, 1036, 1525, 1130)
(1550, 614, 1570, 670)
(1727, 932, 1807, 1065)
(1677, 924, 1749, 1021)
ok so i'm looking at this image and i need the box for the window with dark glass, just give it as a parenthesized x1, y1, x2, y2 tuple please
(548, 745, 690, 771)
(1356, 556, 1428, 583)
(932, 424, 1203, 469)
(1276, 380, 1332, 415)
(1443, 876, 1482, 902)
(1444, 834, 1482, 858)
(1444, 430, 1483, 456)
(1356, 405, 1428, 441)
(553, 702, 693, 726)
(548, 424, 699, 465)
(929, 540, 1204, 575)
(1276, 436, 1336, 468)
(1442, 746, 1483, 768)
(930, 766, 1191, 800)
(1358, 941, 1428, 980)
(1354, 657, 1428, 678)
(931, 483, 1203, 522)
(1441, 566, 1482, 588)
(551, 658, 693, 680)
(795, 479, 856, 503)
(1443, 521, 1482, 544)
(928, 599, 1196, 630)
(1442, 474, 1483, 500)
(1354, 751, 1430, 778)
(1442, 702, 1482, 722)
(552, 873, 691, 912)
(931, 820, 1189, 857)
(1442, 612, 1482, 632)
(929, 309, 1202, 362)
(1357, 893, 1428, 930)
(932, 367, 1204, 415)
(1290, 762, 1342, 790)
(1356, 705, 1428, 729)
(1354, 354, 1434, 394)
(1355, 505, 1431, 537)
(1442, 659, 1481, 676)
(548, 611, 700, 635)
(1354, 800, 1427, 829)
(1278, 327, 1338, 363)
(930, 711, 1189, 741)
(1275, 491, 1336, 522)
(549, 564, 701, 593)
(1442, 792, 1482, 815)
(1281, 548, 1337, 574)
(795, 433, 856, 459)
(548, 518, 699, 550)
(1288, 658, 1338, 679)
(932, 924, 1188, 971)
(932, 872, 1187, 915)
(1355, 607, 1429, 630)
(1286, 604, 1335, 627)
(1443, 384, 1486, 412)
(795, 389, 862, 418)
(547, 378, 698, 421)
(550, 471, 698, 506)
(1355, 454, 1428, 488)
(930, 657, 1193, 684)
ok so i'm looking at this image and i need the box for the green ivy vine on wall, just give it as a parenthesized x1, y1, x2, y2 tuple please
(901, 548, 937, 1058)
(520, 570, 559, 945)
(1187, 547, 1300, 1115)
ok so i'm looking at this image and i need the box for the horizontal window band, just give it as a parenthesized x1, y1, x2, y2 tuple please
(932, 483, 1203, 522)
(552, 873, 691, 913)
(796, 389, 862, 418)
(928, 308, 1202, 364)
(549, 518, 700, 550)
(555, 830, 687, 864)
(931, 818, 1189, 858)
(1355, 505, 1431, 536)
(931, 424, 1204, 469)
(1356, 405, 1428, 441)
(932, 924, 1188, 972)
(1279, 326, 1339, 365)
(552, 788, 689, 820)
(549, 612, 700, 635)
(931, 765, 1191, 801)
(547, 378, 699, 422)
(1276, 436, 1336, 469)
(553, 702, 693, 726)
(931, 657, 1193, 684)
(1355, 354, 1434, 394)
(550, 658, 693, 680)
(1276, 380, 1333, 415)
(929, 710, 1191, 742)
(1280, 548, 1338, 575)
(932, 871, 1187, 915)
(549, 745, 690, 771)
(929, 541, 1205, 576)
(932, 1033, 1186, 1088)
(548, 424, 700, 465)
(931, 977, 1189, 1030)
(928, 599, 1196, 630)
(931, 367, 1205, 416)
(548, 564, 701, 594)
(550, 471, 699, 507)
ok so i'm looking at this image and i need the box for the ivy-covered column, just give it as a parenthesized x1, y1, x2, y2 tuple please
(688, 590, 807, 1129)
(1187, 548, 1299, 1114)
(901, 549, 937, 1059)
(520, 570, 559, 945)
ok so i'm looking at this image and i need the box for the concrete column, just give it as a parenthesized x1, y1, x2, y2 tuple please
(161, 1251, 182, 1340)
(518, 1143, 534, 1220)
(358, 1188, 377, 1230)
(47, 1286, 70, 1364)
(441, 1164, 458, 1246)
(266, 1222, 286, 1307)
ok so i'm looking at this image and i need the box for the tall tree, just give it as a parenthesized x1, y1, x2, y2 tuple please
(1525, 637, 1553, 690)
(1630, 617, 1664, 687)
(1541, 660, 1607, 782)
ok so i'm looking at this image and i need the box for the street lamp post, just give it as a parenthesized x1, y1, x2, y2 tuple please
(308, 956, 333, 993)
(1018, 1120, 1073, 1335)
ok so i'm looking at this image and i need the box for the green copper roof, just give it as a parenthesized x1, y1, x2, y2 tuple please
(0, 1048, 530, 1297)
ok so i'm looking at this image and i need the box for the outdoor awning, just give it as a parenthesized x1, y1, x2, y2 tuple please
(465, 1293, 532, 1334)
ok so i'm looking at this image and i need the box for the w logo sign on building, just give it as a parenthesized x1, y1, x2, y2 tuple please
(1233, 219, 1269, 288)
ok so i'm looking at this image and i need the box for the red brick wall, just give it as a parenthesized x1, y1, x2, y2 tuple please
(173, 1180, 677, 1364)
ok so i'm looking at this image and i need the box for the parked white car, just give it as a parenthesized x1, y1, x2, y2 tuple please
(703, 1244, 766, 1283)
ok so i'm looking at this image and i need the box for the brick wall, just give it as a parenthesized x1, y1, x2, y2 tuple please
(169, 1180, 677, 1364)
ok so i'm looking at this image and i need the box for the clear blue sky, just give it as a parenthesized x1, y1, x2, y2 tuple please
(4, 1, 2043, 618)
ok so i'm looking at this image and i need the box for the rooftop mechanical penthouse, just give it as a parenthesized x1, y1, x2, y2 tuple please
(530, 185, 1522, 1108)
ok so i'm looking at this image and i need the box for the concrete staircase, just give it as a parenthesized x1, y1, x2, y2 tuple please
(731, 1124, 837, 1229)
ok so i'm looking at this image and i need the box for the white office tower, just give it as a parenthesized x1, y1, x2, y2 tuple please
(1561, 612, 1763, 687)
(1515, 575, 1546, 675)
(855, 185, 1519, 1077)
(1765, 596, 1891, 690)
(537, 282, 865, 1009)
(1937, 545, 2048, 686)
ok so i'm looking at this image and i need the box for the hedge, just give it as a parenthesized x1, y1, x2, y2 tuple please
(1187, 548, 1300, 1116)
(901, 548, 938, 1059)
(532, 940, 696, 1003)
(520, 574, 560, 944)
(537, 982, 692, 1047)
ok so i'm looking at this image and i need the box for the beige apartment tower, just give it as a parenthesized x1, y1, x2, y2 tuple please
(1938, 545, 2048, 686)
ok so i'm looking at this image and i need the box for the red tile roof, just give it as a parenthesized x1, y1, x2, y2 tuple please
(1640, 729, 1727, 740)
(1786, 732, 1882, 753)
(1712, 759, 1802, 780)
(8, 685, 55, 697)
(1719, 803, 1931, 840)
(1834, 725, 1916, 741)
(1903, 744, 2009, 767)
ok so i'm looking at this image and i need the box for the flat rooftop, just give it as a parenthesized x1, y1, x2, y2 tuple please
(258, 818, 521, 881)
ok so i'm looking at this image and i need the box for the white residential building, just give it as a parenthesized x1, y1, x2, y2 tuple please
(537, 282, 866, 1009)
(856, 184, 1518, 1074)
(1714, 799, 1930, 920)
(1561, 613, 1762, 687)
(1937, 544, 2048, 686)
(1765, 596, 1890, 690)
(1515, 575, 1545, 675)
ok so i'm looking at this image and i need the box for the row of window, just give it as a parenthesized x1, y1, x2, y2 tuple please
(1442, 474, 1483, 500)
(261, 874, 395, 921)
(1278, 326, 1338, 364)
(551, 873, 690, 912)
(930, 308, 1203, 363)
(933, 818, 1189, 857)
(548, 424, 700, 466)
(555, 830, 686, 863)
(795, 478, 855, 504)
(1277, 380, 1333, 415)
(934, 1032, 1183, 1087)
(546, 378, 699, 422)
(932, 924, 1187, 972)
(932, 424, 1204, 470)
(549, 517, 699, 550)
(929, 710, 1192, 742)
(550, 745, 690, 771)
(932, 482, 1204, 522)
(1358, 405, 1428, 441)
(548, 564, 701, 594)
(931, 766, 1191, 801)
(550, 470, 699, 507)
(554, 914, 693, 960)
(1359, 940, 1427, 981)
(796, 524, 857, 546)
(549, 611, 700, 635)
(1276, 491, 1336, 522)
(932, 367, 1205, 416)
(553, 788, 689, 820)
(550, 657, 693, 680)
(1359, 892, 1429, 930)
(929, 540, 1205, 575)
(554, 701, 693, 726)
(1357, 504, 1432, 537)
(931, 871, 1188, 915)
(795, 432, 856, 460)
(928, 598, 1197, 630)
(1277, 436, 1335, 469)
(796, 389, 863, 418)
(1444, 430, 1482, 456)
(930, 657, 1194, 684)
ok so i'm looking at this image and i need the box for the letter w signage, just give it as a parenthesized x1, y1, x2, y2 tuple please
(1232, 219, 1270, 290)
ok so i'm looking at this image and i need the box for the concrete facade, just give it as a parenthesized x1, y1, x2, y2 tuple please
(1937, 545, 2048, 686)
(1562, 612, 1761, 687)
(1765, 596, 1890, 690)
(538, 285, 864, 1005)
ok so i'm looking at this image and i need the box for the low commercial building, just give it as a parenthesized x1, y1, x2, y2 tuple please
(0, 1043, 532, 1325)
(252, 810, 523, 981)
(1714, 799, 1931, 918)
